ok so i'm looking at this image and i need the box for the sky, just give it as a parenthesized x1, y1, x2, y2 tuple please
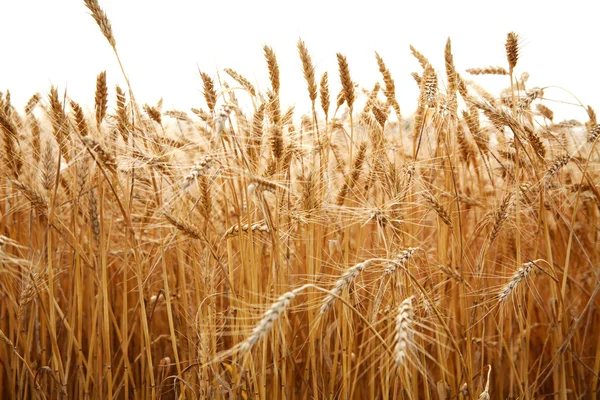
(1, 0, 598, 122)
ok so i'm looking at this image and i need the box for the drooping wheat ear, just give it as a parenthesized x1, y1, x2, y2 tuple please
(336, 53, 355, 109)
(536, 104, 554, 121)
(479, 365, 492, 400)
(455, 72, 470, 99)
(545, 154, 571, 179)
(81, 136, 117, 172)
(588, 124, 600, 143)
(410, 45, 430, 69)
(223, 68, 256, 97)
(456, 122, 476, 166)
(115, 85, 129, 141)
(18, 268, 45, 325)
(200, 72, 217, 113)
(394, 296, 415, 367)
(421, 64, 438, 107)
(517, 87, 544, 111)
(95, 71, 108, 129)
(143, 104, 162, 126)
(371, 102, 389, 130)
(164, 110, 189, 122)
(239, 287, 306, 354)
(438, 264, 464, 283)
(320, 259, 373, 315)
(224, 222, 270, 238)
(374, 52, 401, 120)
(247, 175, 280, 195)
(498, 261, 536, 304)
(463, 107, 489, 154)
(70, 100, 89, 137)
(385, 248, 419, 275)
(162, 210, 204, 240)
(297, 39, 317, 104)
(505, 32, 519, 73)
(489, 192, 514, 245)
(182, 155, 215, 189)
(316, 73, 330, 122)
(466, 67, 509, 76)
(421, 191, 453, 228)
(282, 106, 294, 126)
(336, 142, 367, 205)
(9, 178, 48, 212)
(25, 93, 41, 115)
(362, 82, 380, 113)
(263, 45, 280, 95)
(83, 0, 116, 48)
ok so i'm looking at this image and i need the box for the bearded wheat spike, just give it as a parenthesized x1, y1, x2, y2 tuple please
(385, 248, 419, 275)
(239, 287, 306, 354)
(320, 260, 373, 315)
(394, 296, 414, 367)
(83, 0, 116, 48)
(498, 261, 536, 304)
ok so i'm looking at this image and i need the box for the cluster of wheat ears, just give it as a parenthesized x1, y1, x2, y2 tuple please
(0, 1, 599, 399)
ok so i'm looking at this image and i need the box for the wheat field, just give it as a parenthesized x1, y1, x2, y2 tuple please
(0, 1, 599, 399)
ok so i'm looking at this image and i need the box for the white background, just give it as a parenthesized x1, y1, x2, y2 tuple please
(1, 0, 597, 122)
